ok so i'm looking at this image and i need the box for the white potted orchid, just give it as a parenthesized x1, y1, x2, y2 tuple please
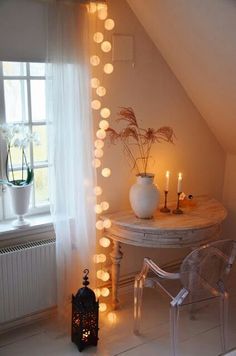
(0, 124, 40, 227)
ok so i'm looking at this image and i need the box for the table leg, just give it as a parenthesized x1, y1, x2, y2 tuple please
(110, 241, 123, 309)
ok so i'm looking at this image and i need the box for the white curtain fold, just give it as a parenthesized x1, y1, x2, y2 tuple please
(46, 0, 96, 312)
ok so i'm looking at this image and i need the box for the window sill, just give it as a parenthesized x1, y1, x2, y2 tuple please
(0, 213, 55, 248)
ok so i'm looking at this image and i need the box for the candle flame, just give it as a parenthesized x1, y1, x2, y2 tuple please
(166, 170, 170, 178)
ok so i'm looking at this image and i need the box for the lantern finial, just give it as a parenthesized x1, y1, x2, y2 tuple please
(83, 269, 90, 287)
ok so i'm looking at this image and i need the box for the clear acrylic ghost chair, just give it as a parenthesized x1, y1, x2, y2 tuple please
(134, 240, 236, 356)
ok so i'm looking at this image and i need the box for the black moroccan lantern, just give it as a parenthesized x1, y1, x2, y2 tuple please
(71, 269, 99, 352)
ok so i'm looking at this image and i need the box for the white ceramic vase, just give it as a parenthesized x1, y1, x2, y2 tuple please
(129, 174, 160, 219)
(8, 183, 33, 227)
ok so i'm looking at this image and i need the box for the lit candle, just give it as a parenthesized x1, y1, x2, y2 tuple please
(177, 173, 183, 193)
(165, 171, 170, 191)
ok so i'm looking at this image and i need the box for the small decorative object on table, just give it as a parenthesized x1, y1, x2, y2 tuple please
(71, 269, 99, 352)
(0, 124, 39, 227)
(160, 171, 170, 213)
(173, 173, 183, 214)
(106, 107, 175, 219)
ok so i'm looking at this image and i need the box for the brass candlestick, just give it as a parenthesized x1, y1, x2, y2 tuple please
(172, 192, 183, 214)
(160, 191, 170, 213)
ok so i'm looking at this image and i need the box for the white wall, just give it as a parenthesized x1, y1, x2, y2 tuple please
(127, 0, 236, 154)
(0, 0, 226, 278)
(0, 0, 46, 62)
(95, 0, 226, 276)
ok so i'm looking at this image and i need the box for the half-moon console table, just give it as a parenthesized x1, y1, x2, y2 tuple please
(102, 196, 227, 309)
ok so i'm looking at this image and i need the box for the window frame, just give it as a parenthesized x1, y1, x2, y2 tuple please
(0, 61, 50, 221)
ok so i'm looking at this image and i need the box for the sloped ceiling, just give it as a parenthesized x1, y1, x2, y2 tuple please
(126, 0, 236, 153)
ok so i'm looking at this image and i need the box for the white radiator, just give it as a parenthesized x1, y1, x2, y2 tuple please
(0, 238, 57, 324)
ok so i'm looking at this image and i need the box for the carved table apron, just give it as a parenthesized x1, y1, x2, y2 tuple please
(102, 196, 227, 309)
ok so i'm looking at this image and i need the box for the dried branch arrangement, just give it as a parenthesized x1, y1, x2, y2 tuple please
(106, 107, 175, 175)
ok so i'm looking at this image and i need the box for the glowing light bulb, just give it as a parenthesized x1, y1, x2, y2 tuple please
(101, 271, 110, 282)
(101, 41, 112, 53)
(97, 3, 107, 11)
(90, 55, 100, 66)
(96, 269, 104, 279)
(96, 86, 106, 97)
(99, 303, 107, 312)
(96, 129, 106, 139)
(108, 312, 117, 323)
(91, 77, 100, 88)
(93, 32, 104, 43)
(96, 220, 104, 230)
(105, 19, 115, 31)
(103, 218, 112, 229)
(102, 168, 111, 177)
(104, 63, 114, 74)
(94, 186, 102, 196)
(101, 201, 109, 211)
(94, 139, 104, 149)
(92, 158, 101, 168)
(99, 120, 109, 130)
(100, 108, 111, 119)
(87, 2, 97, 13)
(98, 6, 108, 20)
(93, 254, 101, 263)
(94, 148, 104, 158)
(91, 100, 101, 110)
(101, 287, 110, 297)
(94, 204, 103, 214)
(94, 288, 101, 298)
(99, 237, 111, 248)
(99, 254, 106, 263)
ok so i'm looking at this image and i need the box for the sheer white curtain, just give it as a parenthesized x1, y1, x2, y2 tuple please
(46, 0, 96, 312)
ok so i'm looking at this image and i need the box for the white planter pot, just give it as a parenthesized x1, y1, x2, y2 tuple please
(8, 183, 33, 227)
(129, 174, 160, 219)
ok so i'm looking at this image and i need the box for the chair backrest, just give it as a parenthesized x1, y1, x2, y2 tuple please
(180, 240, 236, 298)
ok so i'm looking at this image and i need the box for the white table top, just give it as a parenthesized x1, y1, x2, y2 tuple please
(103, 196, 227, 248)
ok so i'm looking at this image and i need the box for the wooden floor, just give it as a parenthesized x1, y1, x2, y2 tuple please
(1, 272, 236, 356)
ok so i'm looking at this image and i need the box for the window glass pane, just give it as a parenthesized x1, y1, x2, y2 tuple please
(34, 167, 49, 205)
(4, 80, 28, 123)
(30, 63, 45, 77)
(33, 126, 47, 162)
(30, 80, 45, 121)
(8, 145, 30, 170)
(2, 62, 26, 76)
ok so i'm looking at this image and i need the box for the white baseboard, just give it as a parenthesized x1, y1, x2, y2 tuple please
(0, 306, 57, 334)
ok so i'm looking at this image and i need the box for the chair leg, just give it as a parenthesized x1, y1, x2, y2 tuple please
(134, 277, 145, 334)
(220, 292, 229, 353)
(170, 304, 179, 356)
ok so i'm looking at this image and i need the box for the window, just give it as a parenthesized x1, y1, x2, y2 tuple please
(0, 61, 49, 220)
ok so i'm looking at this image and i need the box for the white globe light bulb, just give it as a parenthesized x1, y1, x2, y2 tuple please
(91, 100, 101, 110)
(90, 55, 100, 66)
(105, 19, 115, 31)
(99, 237, 111, 248)
(99, 120, 109, 130)
(94, 148, 104, 158)
(91, 77, 100, 88)
(93, 32, 104, 43)
(96, 220, 104, 230)
(95, 139, 104, 149)
(96, 129, 106, 139)
(101, 41, 112, 53)
(96, 86, 106, 97)
(94, 186, 102, 196)
(100, 108, 111, 119)
(104, 63, 114, 74)
(102, 168, 111, 177)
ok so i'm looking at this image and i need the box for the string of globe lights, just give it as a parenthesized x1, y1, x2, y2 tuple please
(87, 1, 117, 323)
